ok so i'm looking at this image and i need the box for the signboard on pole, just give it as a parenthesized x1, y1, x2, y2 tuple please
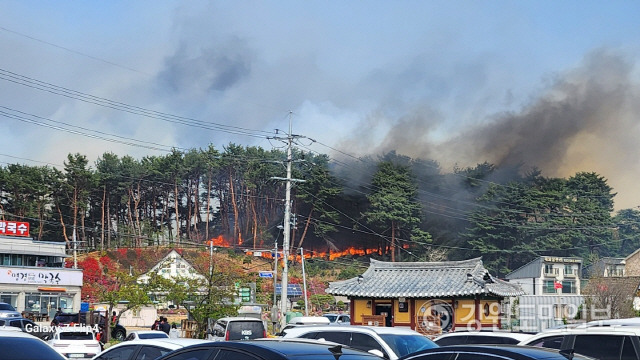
(259, 271, 273, 278)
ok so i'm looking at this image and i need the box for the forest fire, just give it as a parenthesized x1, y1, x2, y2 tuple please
(207, 235, 391, 260)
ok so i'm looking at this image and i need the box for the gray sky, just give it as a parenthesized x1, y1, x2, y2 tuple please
(1, 1, 640, 210)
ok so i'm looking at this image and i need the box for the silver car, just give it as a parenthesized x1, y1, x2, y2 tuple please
(0, 303, 21, 319)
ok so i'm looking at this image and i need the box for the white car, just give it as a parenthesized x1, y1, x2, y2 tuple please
(433, 331, 533, 345)
(92, 338, 209, 360)
(282, 325, 438, 360)
(124, 330, 170, 341)
(0, 330, 66, 359)
(48, 326, 102, 360)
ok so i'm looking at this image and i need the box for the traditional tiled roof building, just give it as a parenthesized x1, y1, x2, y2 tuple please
(327, 258, 523, 335)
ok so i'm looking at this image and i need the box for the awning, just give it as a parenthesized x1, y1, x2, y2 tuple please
(37, 287, 67, 292)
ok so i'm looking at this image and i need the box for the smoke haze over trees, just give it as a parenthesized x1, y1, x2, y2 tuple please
(1, 142, 637, 276)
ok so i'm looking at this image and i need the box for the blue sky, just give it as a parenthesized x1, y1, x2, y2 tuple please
(1, 1, 640, 209)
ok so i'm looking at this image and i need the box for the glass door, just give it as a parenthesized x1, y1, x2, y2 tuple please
(41, 295, 59, 320)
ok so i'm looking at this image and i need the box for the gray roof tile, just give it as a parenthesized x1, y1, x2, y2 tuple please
(327, 258, 524, 298)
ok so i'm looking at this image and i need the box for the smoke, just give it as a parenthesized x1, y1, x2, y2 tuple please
(337, 50, 640, 210)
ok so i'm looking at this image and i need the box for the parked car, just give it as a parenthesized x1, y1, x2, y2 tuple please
(0, 329, 66, 360)
(399, 344, 596, 360)
(52, 312, 127, 341)
(0, 317, 53, 339)
(92, 338, 209, 360)
(519, 326, 640, 360)
(48, 325, 102, 360)
(282, 325, 439, 360)
(0, 302, 21, 319)
(124, 330, 170, 341)
(434, 331, 533, 346)
(207, 316, 266, 341)
(324, 313, 352, 325)
(153, 338, 385, 360)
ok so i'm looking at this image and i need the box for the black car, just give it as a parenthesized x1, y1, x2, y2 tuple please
(154, 338, 384, 360)
(51, 312, 127, 341)
(399, 345, 594, 360)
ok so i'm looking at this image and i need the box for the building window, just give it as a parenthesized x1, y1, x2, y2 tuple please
(564, 265, 573, 276)
(0, 293, 18, 308)
(608, 266, 623, 277)
(562, 281, 576, 294)
(544, 264, 558, 276)
(25, 294, 42, 313)
(543, 281, 556, 293)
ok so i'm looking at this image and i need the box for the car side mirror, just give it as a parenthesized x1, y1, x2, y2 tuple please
(368, 350, 385, 358)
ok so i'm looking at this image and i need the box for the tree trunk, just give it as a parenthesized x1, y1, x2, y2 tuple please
(205, 171, 212, 240)
(101, 186, 105, 252)
(174, 179, 180, 244)
(229, 174, 239, 246)
(391, 221, 396, 262)
(298, 205, 314, 250)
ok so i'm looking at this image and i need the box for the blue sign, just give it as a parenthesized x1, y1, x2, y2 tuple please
(259, 271, 273, 278)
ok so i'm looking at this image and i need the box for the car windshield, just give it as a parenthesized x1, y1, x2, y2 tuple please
(0, 304, 15, 311)
(379, 334, 439, 357)
(324, 315, 338, 322)
(139, 333, 169, 339)
(59, 332, 94, 340)
(227, 321, 264, 340)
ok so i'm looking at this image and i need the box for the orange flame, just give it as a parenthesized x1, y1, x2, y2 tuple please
(246, 246, 382, 261)
(206, 235, 231, 247)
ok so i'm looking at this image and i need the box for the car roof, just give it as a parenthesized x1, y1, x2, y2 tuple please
(288, 316, 332, 325)
(521, 326, 640, 345)
(216, 316, 263, 322)
(162, 338, 381, 358)
(435, 331, 533, 341)
(583, 317, 640, 327)
(401, 345, 595, 360)
(0, 329, 39, 338)
(131, 330, 169, 335)
(105, 338, 209, 351)
(283, 325, 423, 336)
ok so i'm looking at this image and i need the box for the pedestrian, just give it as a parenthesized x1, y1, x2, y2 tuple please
(151, 318, 160, 331)
(169, 323, 180, 338)
(160, 316, 171, 334)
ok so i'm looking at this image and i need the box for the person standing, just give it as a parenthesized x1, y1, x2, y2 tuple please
(169, 324, 180, 338)
(160, 316, 171, 334)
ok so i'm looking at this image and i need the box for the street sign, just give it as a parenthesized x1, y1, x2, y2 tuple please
(259, 271, 273, 278)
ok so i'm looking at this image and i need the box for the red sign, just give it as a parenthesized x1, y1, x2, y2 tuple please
(554, 281, 563, 289)
(0, 221, 29, 237)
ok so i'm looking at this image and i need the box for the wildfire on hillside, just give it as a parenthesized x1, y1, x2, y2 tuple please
(206, 235, 407, 260)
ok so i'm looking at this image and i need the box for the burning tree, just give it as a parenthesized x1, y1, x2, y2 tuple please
(363, 155, 431, 262)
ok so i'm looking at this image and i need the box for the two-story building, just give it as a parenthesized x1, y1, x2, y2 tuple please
(505, 256, 584, 332)
(0, 232, 82, 320)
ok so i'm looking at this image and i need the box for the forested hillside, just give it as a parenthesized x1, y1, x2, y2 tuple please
(2, 144, 639, 276)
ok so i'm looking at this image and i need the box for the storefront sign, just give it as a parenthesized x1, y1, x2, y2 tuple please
(0, 221, 29, 237)
(0, 267, 82, 286)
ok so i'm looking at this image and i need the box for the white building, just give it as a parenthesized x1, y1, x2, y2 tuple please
(505, 256, 584, 332)
(506, 256, 582, 295)
(137, 249, 205, 284)
(0, 234, 83, 319)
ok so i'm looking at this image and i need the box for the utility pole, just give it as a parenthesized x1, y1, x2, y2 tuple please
(301, 248, 309, 316)
(269, 112, 305, 331)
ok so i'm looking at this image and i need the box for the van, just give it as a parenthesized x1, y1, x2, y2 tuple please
(207, 317, 266, 341)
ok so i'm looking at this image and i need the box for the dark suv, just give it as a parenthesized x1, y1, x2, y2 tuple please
(51, 313, 127, 341)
